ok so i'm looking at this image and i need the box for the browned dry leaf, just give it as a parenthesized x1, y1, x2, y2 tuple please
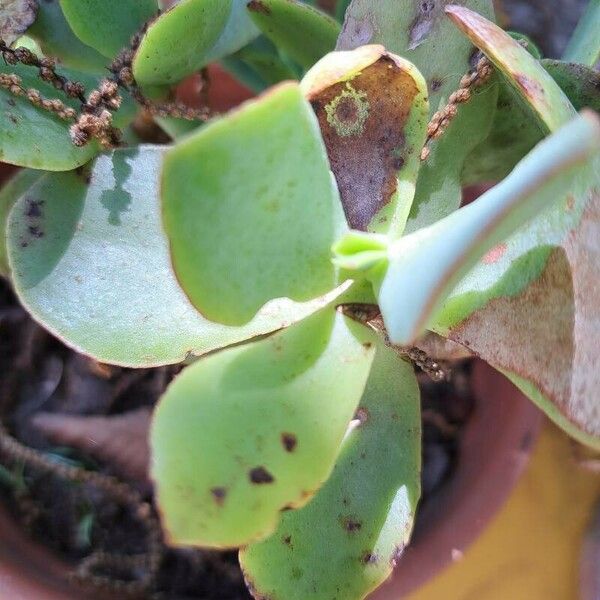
(304, 47, 427, 232)
(33, 408, 151, 483)
(0, 0, 37, 46)
(449, 191, 600, 440)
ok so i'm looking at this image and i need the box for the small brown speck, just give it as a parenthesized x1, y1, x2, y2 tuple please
(281, 432, 297, 452)
(342, 517, 362, 532)
(249, 466, 275, 484)
(354, 407, 369, 424)
(283, 535, 292, 546)
(247, 0, 271, 14)
(361, 552, 378, 564)
(211, 487, 227, 506)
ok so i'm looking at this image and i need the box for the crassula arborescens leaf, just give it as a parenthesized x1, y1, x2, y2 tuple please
(28, 0, 107, 73)
(301, 45, 428, 237)
(337, 0, 498, 231)
(7, 146, 345, 367)
(162, 82, 346, 327)
(0, 168, 40, 277)
(240, 339, 420, 600)
(133, 0, 231, 86)
(59, 0, 158, 59)
(376, 111, 600, 345)
(151, 308, 376, 548)
(247, 0, 340, 70)
(445, 5, 576, 131)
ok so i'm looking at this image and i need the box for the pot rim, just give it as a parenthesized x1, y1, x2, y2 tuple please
(0, 360, 542, 600)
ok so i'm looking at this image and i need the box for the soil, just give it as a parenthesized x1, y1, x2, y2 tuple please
(0, 277, 475, 599)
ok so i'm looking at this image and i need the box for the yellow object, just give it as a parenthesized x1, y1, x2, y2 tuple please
(408, 422, 600, 600)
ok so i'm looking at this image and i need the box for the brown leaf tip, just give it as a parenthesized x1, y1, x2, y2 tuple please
(281, 432, 298, 452)
(249, 466, 275, 484)
(210, 486, 227, 506)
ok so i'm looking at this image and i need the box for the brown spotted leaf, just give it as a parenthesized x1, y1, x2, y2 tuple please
(0, 0, 37, 45)
(301, 45, 429, 237)
(33, 408, 151, 483)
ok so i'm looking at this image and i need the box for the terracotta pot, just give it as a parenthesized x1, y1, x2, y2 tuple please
(370, 360, 542, 599)
(0, 361, 541, 599)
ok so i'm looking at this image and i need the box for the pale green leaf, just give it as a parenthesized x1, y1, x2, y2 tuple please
(0, 168, 41, 277)
(133, 0, 231, 85)
(162, 82, 346, 327)
(247, 0, 340, 70)
(563, 0, 600, 67)
(378, 111, 600, 344)
(240, 340, 420, 600)
(151, 308, 376, 548)
(59, 0, 159, 59)
(7, 146, 348, 367)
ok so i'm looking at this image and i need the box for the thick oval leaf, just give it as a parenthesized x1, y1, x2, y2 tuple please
(0, 54, 136, 170)
(240, 340, 420, 600)
(336, 0, 497, 231)
(7, 146, 347, 367)
(445, 5, 575, 132)
(59, 0, 158, 59)
(301, 45, 428, 237)
(377, 111, 600, 345)
(463, 60, 600, 185)
(162, 82, 346, 327)
(247, 0, 340, 70)
(133, 0, 231, 86)
(28, 0, 107, 72)
(0, 168, 40, 277)
(206, 0, 260, 63)
(563, 0, 600, 67)
(0, 63, 99, 169)
(151, 308, 376, 548)
(1, 0, 37, 46)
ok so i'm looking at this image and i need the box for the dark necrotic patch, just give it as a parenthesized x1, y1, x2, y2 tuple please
(249, 466, 275, 485)
(281, 432, 297, 452)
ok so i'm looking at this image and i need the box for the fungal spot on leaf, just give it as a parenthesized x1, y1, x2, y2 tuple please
(281, 432, 297, 452)
(247, 0, 271, 15)
(361, 551, 378, 564)
(282, 534, 293, 547)
(325, 83, 370, 137)
(24, 198, 43, 219)
(307, 54, 421, 231)
(354, 407, 369, 424)
(515, 74, 545, 102)
(341, 516, 362, 532)
(408, 0, 443, 50)
(210, 486, 227, 506)
(249, 466, 275, 484)
(430, 78, 443, 93)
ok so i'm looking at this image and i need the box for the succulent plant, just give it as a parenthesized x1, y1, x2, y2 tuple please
(1, 0, 599, 598)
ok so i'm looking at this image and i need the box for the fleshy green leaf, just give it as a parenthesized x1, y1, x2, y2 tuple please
(445, 5, 575, 132)
(463, 60, 600, 185)
(7, 146, 348, 367)
(240, 340, 420, 600)
(301, 46, 429, 237)
(151, 308, 376, 548)
(133, 0, 231, 86)
(247, 0, 340, 70)
(377, 111, 600, 345)
(336, 0, 498, 231)
(0, 61, 137, 170)
(0, 0, 37, 46)
(222, 35, 298, 93)
(59, 0, 158, 59)
(206, 0, 260, 63)
(563, 0, 600, 67)
(0, 168, 41, 277)
(28, 0, 107, 72)
(162, 82, 346, 327)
